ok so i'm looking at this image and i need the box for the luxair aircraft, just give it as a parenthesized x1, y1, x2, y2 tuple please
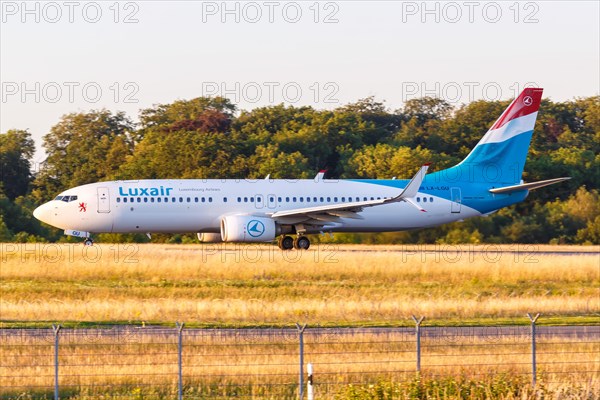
(34, 88, 569, 250)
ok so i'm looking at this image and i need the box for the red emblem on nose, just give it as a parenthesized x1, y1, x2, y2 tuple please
(79, 202, 87, 212)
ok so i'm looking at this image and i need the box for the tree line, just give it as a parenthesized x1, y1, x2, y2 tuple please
(1, 94, 598, 244)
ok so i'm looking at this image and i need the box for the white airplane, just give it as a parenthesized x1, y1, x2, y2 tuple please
(34, 88, 569, 250)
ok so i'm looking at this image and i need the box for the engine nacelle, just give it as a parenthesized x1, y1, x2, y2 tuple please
(220, 215, 276, 242)
(197, 232, 222, 243)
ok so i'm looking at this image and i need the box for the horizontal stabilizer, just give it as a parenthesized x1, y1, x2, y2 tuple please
(489, 177, 571, 194)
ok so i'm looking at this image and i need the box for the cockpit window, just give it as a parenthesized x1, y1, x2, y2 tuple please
(59, 195, 78, 202)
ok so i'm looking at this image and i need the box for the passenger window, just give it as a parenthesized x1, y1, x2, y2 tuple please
(327, 197, 331, 202)
(194, 197, 198, 203)
(370, 197, 374, 200)
(250, 197, 254, 202)
(151, 198, 155, 203)
(137, 198, 141, 203)
(293, 197, 297, 202)
(158, 198, 162, 203)
(269, 197, 274, 203)
(186, 197, 190, 202)
(144, 198, 148, 203)
(244, 197, 248, 203)
(356, 197, 360, 202)
(117, 198, 121, 203)
(417, 197, 420, 202)
(334, 197, 338, 202)
(237, 197, 241, 202)
(257, 197, 261, 202)
(178, 197, 182, 202)
(423, 197, 428, 203)
(341, 197, 345, 202)
(202, 197, 206, 203)
(300, 197, 303, 202)
(286, 197, 290, 202)
(209, 197, 212, 202)
(320, 197, 324, 202)
(278, 197, 282, 202)
(364, 197, 367, 201)
(223, 197, 228, 202)
(430, 197, 433, 202)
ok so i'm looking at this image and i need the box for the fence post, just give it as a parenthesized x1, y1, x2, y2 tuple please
(527, 313, 540, 388)
(412, 316, 425, 373)
(52, 324, 61, 400)
(307, 363, 314, 400)
(296, 323, 307, 400)
(176, 322, 184, 400)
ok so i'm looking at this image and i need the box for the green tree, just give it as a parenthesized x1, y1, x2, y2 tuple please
(32, 110, 134, 202)
(0, 129, 35, 200)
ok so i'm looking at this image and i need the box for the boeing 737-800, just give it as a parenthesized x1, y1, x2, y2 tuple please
(33, 88, 569, 249)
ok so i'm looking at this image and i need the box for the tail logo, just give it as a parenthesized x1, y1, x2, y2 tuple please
(523, 96, 533, 106)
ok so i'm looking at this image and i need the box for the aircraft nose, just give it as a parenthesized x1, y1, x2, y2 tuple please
(33, 202, 53, 225)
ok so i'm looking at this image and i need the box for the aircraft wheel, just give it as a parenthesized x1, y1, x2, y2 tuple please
(279, 235, 294, 250)
(293, 236, 310, 250)
(83, 238, 94, 246)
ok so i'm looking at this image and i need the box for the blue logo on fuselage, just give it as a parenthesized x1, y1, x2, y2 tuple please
(247, 220, 265, 237)
(118, 186, 173, 196)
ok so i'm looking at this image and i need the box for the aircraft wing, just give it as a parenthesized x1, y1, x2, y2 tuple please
(269, 164, 430, 224)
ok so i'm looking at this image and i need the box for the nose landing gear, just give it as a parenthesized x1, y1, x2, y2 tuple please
(83, 238, 94, 246)
(277, 235, 310, 250)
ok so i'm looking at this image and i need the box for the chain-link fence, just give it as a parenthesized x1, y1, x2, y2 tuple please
(1, 319, 598, 399)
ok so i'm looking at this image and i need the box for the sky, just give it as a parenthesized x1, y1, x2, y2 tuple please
(1, 0, 599, 163)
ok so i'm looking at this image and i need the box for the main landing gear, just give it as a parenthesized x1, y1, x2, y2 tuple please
(277, 235, 310, 250)
(83, 238, 94, 246)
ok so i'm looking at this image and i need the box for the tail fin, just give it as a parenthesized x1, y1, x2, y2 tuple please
(451, 88, 543, 184)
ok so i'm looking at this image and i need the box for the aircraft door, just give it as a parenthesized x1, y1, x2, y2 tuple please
(97, 187, 110, 213)
(254, 194, 264, 209)
(450, 187, 461, 213)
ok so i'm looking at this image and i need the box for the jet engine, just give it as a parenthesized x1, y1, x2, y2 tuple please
(220, 215, 277, 242)
(197, 233, 222, 243)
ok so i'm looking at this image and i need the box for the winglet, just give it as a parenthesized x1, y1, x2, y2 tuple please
(396, 164, 430, 199)
(314, 170, 326, 183)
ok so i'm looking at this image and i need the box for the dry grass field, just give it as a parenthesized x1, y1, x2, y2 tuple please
(1, 243, 598, 398)
(0, 243, 598, 326)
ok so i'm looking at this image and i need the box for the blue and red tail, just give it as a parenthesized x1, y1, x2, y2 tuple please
(439, 88, 543, 185)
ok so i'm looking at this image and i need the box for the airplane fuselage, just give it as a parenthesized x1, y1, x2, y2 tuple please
(34, 177, 522, 235)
